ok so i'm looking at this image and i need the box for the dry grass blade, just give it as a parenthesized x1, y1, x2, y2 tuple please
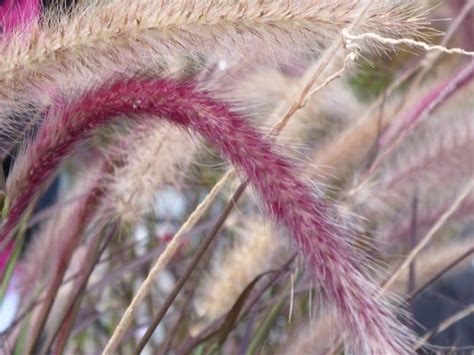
(414, 304, 474, 351)
(407, 247, 473, 303)
(102, 169, 233, 354)
(343, 29, 474, 56)
(133, 182, 248, 354)
(382, 180, 473, 292)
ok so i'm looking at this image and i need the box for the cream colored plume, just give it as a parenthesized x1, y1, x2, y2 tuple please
(105, 122, 197, 223)
(193, 218, 288, 329)
(228, 62, 363, 148)
(0, 0, 426, 141)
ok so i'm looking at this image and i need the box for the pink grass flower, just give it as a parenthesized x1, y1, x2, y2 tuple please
(0, 0, 40, 33)
(1, 77, 414, 353)
(380, 63, 474, 148)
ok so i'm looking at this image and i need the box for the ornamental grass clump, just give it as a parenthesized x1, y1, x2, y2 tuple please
(1, 1, 473, 354)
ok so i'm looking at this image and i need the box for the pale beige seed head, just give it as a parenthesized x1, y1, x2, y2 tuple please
(105, 122, 197, 223)
(193, 218, 289, 330)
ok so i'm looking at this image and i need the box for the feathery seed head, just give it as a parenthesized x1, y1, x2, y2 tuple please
(194, 218, 288, 327)
(0, 76, 415, 353)
(0, 0, 428, 143)
(105, 122, 197, 223)
(0, 0, 39, 34)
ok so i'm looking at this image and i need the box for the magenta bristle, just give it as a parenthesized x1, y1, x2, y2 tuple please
(1, 77, 412, 353)
(0, 0, 40, 33)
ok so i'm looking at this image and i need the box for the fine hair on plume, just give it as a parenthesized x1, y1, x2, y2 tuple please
(1, 72, 416, 353)
(0, 0, 428, 144)
(4, 1, 469, 353)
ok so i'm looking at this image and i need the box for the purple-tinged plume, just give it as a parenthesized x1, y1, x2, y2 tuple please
(380, 62, 474, 148)
(0, 0, 39, 33)
(2, 77, 413, 353)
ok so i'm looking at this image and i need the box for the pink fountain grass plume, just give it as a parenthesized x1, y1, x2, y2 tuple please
(2, 76, 414, 353)
(383, 119, 474, 194)
(352, 74, 474, 251)
(358, 102, 474, 222)
(0, 0, 40, 34)
(380, 62, 474, 148)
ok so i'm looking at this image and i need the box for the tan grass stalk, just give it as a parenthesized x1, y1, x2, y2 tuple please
(311, 0, 472, 180)
(390, 238, 474, 294)
(325, 180, 474, 354)
(194, 219, 288, 328)
(414, 304, 474, 351)
(382, 180, 474, 292)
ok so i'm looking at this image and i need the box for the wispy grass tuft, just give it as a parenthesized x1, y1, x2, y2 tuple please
(0, 0, 428, 142)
